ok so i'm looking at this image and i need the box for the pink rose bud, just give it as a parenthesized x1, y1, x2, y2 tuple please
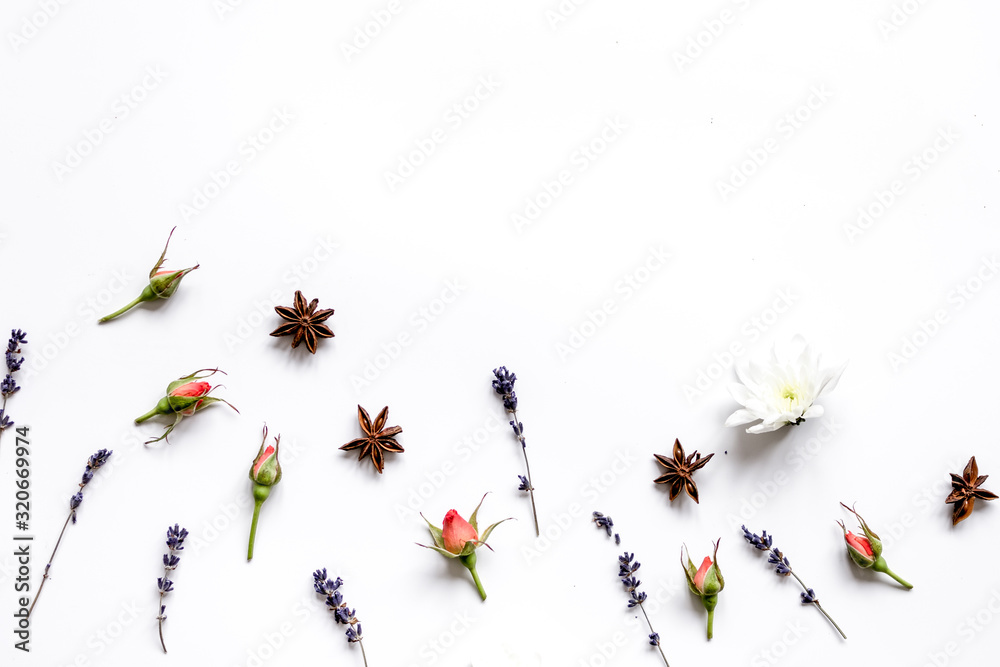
(134, 369, 237, 444)
(442, 510, 479, 554)
(844, 531, 874, 562)
(419, 494, 512, 601)
(682, 540, 725, 639)
(693, 556, 713, 593)
(838, 502, 913, 589)
(247, 426, 282, 561)
(99, 227, 199, 322)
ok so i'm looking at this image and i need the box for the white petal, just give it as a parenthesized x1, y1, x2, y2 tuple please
(735, 363, 760, 392)
(802, 404, 824, 420)
(748, 420, 787, 434)
(817, 361, 848, 396)
(728, 382, 753, 407)
(725, 409, 759, 427)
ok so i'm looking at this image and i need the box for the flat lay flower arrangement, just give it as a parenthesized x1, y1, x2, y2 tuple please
(9, 230, 993, 664)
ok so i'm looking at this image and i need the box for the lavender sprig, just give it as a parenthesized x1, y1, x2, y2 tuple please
(0, 329, 27, 451)
(492, 366, 539, 536)
(593, 513, 669, 666)
(741, 525, 846, 639)
(157, 524, 188, 653)
(313, 569, 368, 666)
(28, 449, 112, 618)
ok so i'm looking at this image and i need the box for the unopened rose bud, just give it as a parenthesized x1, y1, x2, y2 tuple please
(682, 539, 724, 639)
(99, 227, 198, 322)
(442, 510, 478, 554)
(247, 426, 282, 562)
(418, 494, 512, 601)
(134, 368, 237, 444)
(838, 502, 912, 589)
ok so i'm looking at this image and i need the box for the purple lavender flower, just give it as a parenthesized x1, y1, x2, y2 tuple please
(157, 524, 187, 652)
(491, 366, 539, 536)
(594, 511, 670, 665)
(313, 569, 368, 666)
(741, 526, 846, 639)
(28, 449, 112, 618)
(0, 329, 26, 445)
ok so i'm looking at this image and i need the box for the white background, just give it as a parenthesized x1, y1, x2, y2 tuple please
(2, 1, 1000, 666)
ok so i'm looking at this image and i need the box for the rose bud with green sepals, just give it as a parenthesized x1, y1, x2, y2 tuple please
(247, 426, 282, 561)
(837, 502, 912, 589)
(682, 539, 724, 639)
(100, 227, 199, 322)
(418, 494, 511, 601)
(134, 368, 237, 444)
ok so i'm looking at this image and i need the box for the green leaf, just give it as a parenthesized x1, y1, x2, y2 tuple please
(420, 514, 445, 550)
(417, 542, 460, 559)
(468, 493, 489, 532)
(478, 517, 513, 545)
(680, 544, 699, 595)
(149, 227, 176, 279)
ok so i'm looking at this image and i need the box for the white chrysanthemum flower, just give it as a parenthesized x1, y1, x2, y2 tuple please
(725, 336, 846, 434)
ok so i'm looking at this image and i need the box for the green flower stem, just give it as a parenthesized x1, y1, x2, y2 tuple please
(460, 553, 486, 600)
(135, 397, 172, 424)
(99, 286, 155, 323)
(247, 485, 270, 562)
(874, 558, 913, 589)
(134, 407, 161, 423)
(701, 594, 718, 641)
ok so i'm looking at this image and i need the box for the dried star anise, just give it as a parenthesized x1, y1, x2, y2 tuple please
(340, 405, 403, 474)
(653, 439, 714, 503)
(946, 456, 997, 525)
(270, 290, 334, 354)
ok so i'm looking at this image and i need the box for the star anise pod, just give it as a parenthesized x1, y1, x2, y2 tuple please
(653, 439, 714, 503)
(270, 290, 334, 354)
(946, 456, 997, 525)
(340, 405, 403, 474)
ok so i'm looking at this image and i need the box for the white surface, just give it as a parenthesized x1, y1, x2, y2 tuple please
(2, 1, 1000, 665)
